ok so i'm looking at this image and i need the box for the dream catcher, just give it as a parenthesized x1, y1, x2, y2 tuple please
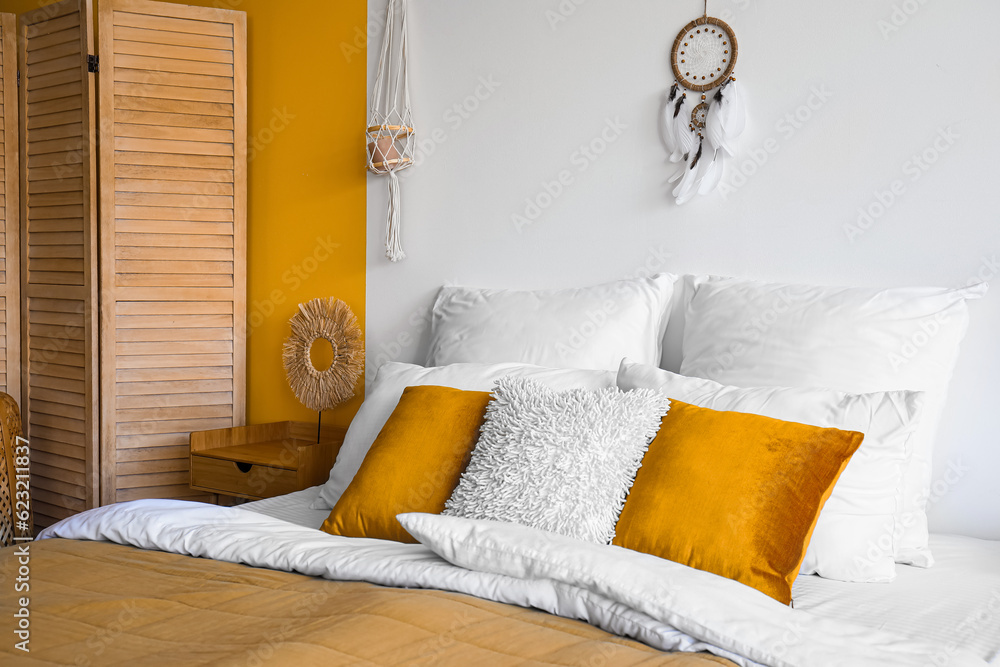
(367, 0, 414, 261)
(662, 2, 745, 204)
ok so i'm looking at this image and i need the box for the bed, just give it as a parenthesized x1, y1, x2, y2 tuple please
(4, 273, 999, 666)
(247, 487, 1000, 663)
(4, 538, 729, 666)
(256, 489, 1000, 664)
(2, 487, 996, 666)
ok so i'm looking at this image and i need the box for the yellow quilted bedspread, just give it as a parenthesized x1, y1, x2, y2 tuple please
(0, 539, 736, 666)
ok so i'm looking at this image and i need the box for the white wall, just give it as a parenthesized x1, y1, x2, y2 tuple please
(365, 0, 1000, 539)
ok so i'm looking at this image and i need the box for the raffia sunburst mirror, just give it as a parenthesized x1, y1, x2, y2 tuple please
(282, 298, 364, 434)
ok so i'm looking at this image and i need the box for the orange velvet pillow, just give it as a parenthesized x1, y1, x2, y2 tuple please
(321, 385, 492, 543)
(613, 400, 863, 605)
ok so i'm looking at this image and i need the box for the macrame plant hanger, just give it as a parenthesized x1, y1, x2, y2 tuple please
(662, 0, 745, 204)
(367, 0, 414, 261)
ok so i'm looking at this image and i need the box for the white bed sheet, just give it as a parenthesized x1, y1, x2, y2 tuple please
(242, 487, 1000, 663)
(240, 486, 329, 527)
(794, 533, 1000, 664)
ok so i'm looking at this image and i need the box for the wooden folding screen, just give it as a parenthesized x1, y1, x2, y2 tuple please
(97, 0, 246, 505)
(17, 0, 246, 526)
(19, 0, 99, 528)
(0, 13, 19, 404)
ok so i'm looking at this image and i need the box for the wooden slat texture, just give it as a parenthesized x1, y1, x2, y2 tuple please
(15, 0, 246, 526)
(20, 0, 98, 530)
(0, 13, 20, 403)
(99, 0, 246, 506)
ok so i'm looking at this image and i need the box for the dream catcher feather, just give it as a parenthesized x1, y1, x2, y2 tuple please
(662, 3, 745, 204)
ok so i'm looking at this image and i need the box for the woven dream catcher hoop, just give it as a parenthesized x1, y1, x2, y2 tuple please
(367, 0, 414, 262)
(283, 298, 364, 425)
(662, 2, 746, 204)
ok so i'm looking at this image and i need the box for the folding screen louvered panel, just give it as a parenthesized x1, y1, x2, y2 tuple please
(19, 0, 99, 528)
(98, 0, 246, 504)
(0, 13, 20, 404)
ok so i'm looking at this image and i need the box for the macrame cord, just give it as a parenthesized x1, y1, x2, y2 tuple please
(367, 0, 414, 261)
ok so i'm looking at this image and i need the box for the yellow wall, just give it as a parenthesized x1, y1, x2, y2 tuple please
(5, 0, 369, 428)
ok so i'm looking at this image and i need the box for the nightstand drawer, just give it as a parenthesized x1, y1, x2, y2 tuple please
(190, 454, 299, 500)
(190, 421, 346, 501)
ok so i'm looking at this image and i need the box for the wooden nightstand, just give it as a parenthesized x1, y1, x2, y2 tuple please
(190, 422, 347, 500)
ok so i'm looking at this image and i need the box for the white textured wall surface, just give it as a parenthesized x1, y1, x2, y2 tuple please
(365, 0, 1000, 538)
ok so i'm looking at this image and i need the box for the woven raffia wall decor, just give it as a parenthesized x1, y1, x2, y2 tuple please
(282, 298, 364, 412)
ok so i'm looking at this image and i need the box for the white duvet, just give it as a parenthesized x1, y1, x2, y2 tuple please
(38, 500, 985, 667)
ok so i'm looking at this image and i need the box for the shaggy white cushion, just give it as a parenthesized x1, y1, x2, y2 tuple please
(311, 362, 617, 510)
(444, 376, 669, 544)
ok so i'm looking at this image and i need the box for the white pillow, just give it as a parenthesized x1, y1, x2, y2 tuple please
(426, 274, 678, 371)
(444, 376, 668, 544)
(617, 360, 925, 583)
(312, 362, 616, 510)
(678, 276, 987, 567)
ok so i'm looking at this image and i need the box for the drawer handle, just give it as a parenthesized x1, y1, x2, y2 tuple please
(236, 462, 253, 473)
